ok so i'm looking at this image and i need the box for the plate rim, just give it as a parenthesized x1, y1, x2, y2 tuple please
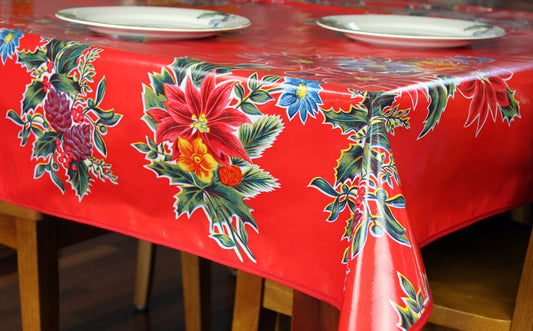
(55, 6, 251, 33)
(316, 14, 506, 41)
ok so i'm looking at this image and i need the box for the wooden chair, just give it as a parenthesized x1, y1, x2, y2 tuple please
(231, 269, 340, 331)
(0, 200, 105, 331)
(133, 240, 212, 331)
(421, 209, 533, 331)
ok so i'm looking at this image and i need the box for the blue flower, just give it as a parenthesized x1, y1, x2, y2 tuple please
(277, 77, 322, 123)
(0, 29, 23, 64)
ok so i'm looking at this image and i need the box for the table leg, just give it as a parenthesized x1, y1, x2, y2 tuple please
(181, 251, 211, 331)
(291, 291, 339, 331)
(232, 270, 264, 331)
(510, 226, 533, 331)
(133, 240, 155, 310)
(16, 217, 59, 331)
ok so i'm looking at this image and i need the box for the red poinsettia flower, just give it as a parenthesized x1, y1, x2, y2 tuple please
(460, 72, 510, 134)
(147, 72, 252, 167)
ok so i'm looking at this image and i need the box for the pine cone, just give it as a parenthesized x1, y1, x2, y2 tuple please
(64, 123, 93, 162)
(44, 90, 72, 133)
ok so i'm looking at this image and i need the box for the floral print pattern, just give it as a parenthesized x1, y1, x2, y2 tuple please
(4, 34, 122, 199)
(135, 58, 282, 262)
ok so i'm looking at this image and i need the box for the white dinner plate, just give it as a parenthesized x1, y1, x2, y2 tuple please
(55, 6, 251, 40)
(316, 14, 506, 48)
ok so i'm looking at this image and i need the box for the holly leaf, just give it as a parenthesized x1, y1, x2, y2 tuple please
(18, 48, 47, 70)
(500, 87, 520, 123)
(175, 185, 205, 217)
(323, 105, 368, 134)
(22, 79, 46, 114)
(336, 144, 363, 184)
(419, 77, 456, 138)
(147, 160, 194, 186)
(143, 84, 167, 110)
(67, 161, 91, 199)
(150, 68, 175, 95)
(33, 131, 60, 158)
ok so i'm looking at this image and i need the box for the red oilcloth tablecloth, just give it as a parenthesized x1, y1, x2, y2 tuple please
(1, 0, 533, 330)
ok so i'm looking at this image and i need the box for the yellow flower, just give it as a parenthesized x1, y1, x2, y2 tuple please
(177, 137, 217, 182)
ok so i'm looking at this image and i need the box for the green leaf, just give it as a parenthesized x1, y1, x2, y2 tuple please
(395, 304, 417, 330)
(325, 196, 346, 222)
(22, 79, 46, 114)
(205, 182, 256, 229)
(234, 82, 245, 100)
(351, 219, 370, 258)
(143, 84, 166, 110)
(239, 115, 283, 159)
(170, 57, 201, 85)
(50, 73, 81, 95)
(309, 177, 338, 197)
(400, 273, 418, 301)
(262, 75, 282, 85)
(150, 68, 175, 95)
(238, 219, 249, 245)
(500, 87, 520, 123)
(249, 89, 273, 104)
(239, 100, 261, 115)
(175, 185, 205, 216)
(191, 62, 223, 86)
(132, 142, 151, 153)
(210, 233, 236, 248)
(46, 39, 68, 63)
(6, 110, 24, 126)
(90, 106, 115, 120)
(142, 116, 158, 134)
(34, 163, 48, 178)
(93, 129, 107, 157)
(55, 43, 90, 75)
(336, 144, 363, 184)
(98, 112, 122, 127)
(248, 72, 259, 91)
(147, 160, 194, 185)
(33, 131, 60, 158)
(367, 118, 390, 150)
(94, 77, 106, 105)
(323, 104, 368, 134)
(67, 161, 91, 198)
(361, 144, 382, 177)
(419, 77, 456, 138)
(386, 194, 406, 208)
(18, 48, 47, 70)
(377, 199, 410, 246)
(234, 164, 278, 198)
(50, 170, 65, 192)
